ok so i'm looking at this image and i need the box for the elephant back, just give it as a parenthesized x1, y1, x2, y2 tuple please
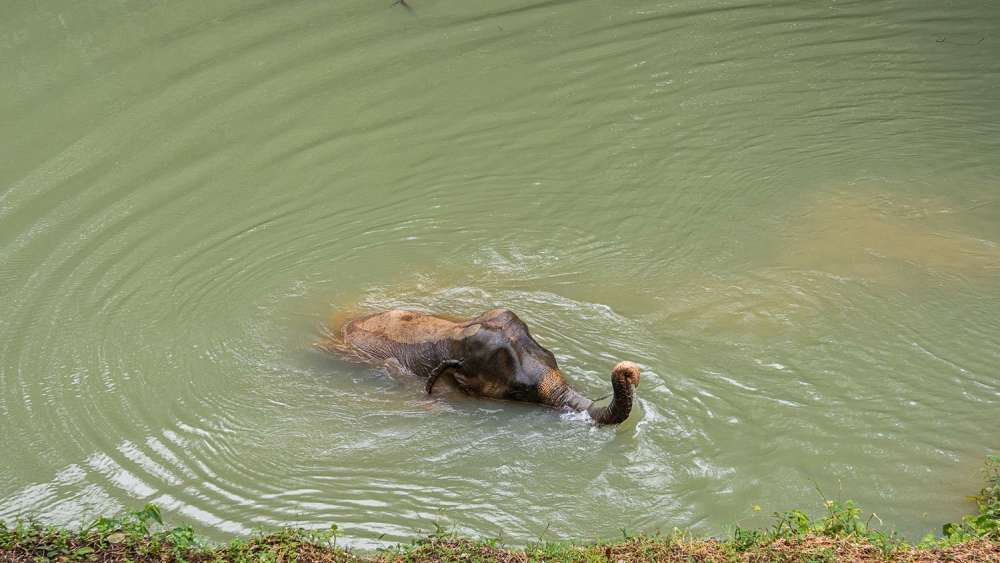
(343, 310, 457, 370)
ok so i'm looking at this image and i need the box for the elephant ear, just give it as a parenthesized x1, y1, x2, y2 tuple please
(488, 346, 518, 376)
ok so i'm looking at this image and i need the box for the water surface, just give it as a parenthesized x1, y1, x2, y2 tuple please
(2, 0, 999, 546)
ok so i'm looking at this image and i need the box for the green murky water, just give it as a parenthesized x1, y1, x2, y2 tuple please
(2, 0, 999, 546)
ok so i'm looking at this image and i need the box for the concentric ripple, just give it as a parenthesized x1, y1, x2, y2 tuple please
(2, 0, 999, 546)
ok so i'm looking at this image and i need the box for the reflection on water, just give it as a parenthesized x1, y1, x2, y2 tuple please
(2, 0, 999, 548)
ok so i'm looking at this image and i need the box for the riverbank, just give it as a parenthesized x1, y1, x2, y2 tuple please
(3, 458, 996, 562)
(2, 524, 998, 562)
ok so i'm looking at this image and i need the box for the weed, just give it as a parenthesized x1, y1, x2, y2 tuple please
(921, 454, 1000, 547)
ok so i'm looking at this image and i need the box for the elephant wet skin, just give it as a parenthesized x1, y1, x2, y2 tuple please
(328, 308, 640, 425)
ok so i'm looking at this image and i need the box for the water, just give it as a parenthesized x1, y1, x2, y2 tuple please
(2, 0, 999, 547)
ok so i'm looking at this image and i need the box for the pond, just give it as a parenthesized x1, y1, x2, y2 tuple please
(1, 0, 998, 547)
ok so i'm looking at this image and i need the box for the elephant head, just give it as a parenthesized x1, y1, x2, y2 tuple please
(452, 309, 641, 424)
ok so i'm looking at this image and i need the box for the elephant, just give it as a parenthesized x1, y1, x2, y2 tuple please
(325, 308, 640, 424)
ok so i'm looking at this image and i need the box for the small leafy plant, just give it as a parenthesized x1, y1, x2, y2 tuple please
(924, 454, 1000, 546)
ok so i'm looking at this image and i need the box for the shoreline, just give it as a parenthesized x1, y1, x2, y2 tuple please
(2, 457, 996, 562)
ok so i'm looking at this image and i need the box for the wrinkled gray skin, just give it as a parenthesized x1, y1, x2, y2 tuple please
(332, 308, 640, 424)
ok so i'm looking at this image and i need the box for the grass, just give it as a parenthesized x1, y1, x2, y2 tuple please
(2, 456, 997, 562)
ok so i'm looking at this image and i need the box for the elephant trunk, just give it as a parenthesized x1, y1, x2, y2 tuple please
(545, 362, 641, 425)
(547, 383, 594, 413)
